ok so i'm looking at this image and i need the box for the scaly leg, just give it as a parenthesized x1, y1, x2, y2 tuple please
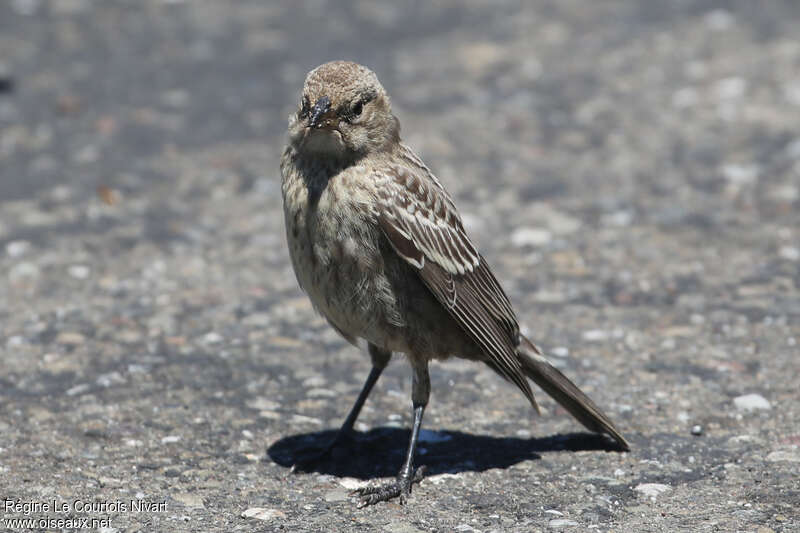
(292, 344, 391, 472)
(354, 358, 430, 507)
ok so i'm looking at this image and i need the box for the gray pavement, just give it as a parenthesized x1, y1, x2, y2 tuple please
(0, 1, 798, 532)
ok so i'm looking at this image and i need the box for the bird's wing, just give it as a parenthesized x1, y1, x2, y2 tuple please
(374, 154, 538, 409)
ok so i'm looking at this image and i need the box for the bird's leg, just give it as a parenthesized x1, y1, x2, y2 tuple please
(354, 359, 429, 507)
(291, 344, 391, 472)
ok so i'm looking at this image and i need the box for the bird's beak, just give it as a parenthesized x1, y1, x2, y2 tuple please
(309, 95, 338, 129)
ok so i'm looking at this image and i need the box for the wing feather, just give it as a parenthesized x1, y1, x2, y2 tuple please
(375, 151, 536, 407)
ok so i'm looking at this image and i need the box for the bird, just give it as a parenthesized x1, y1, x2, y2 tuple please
(280, 60, 629, 507)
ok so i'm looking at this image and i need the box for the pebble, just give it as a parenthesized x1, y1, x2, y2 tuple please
(161, 435, 181, 444)
(290, 414, 322, 425)
(582, 329, 609, 342)
(691, 425, 703, 436)
(511, 227, 552, 248)
(56, 331, 86, 346)
(425, 473, 463, 485)
(9, 262, 40, 282)
(65, 383, 90, 396)
(307, 388, 337, 398)
(201, 331, 223, 344)
(302, 375, 326, 387)
(246, 397, 280, 411)
(68, 264, 90, 279)
(337, 477, 370, 490)
(5, 240, 30, 257)
(779, 246, 799, 261)
(733, 393, 771, 411)
(550, 346, 569, 358)
(96, 372, 125, 387)
(765, 449, 800, 463)
(635, 483, 672, 500)
(720, 163, 758, 184)
(324, 489, 348, 502)
(172, 492, 204, 509)
(714, 77, 747, 100)
(241, 507, 289, 520)
(705, 9, 734, 31)
(548, 518, 579, 528)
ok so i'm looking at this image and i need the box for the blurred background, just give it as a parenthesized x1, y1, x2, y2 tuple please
(1, 1, 798, 531)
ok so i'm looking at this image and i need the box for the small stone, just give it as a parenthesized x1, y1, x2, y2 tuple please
(307, 388, 337, 398)
(66, 383, 90, 396)
(721, 163, 758, 184)
(765, 450, 800, 463)
(172, 492, 204, 509)
(548, 518, 579, 528)
(5, 240, 30, 257)
(242, 312, 271, 327)
(691, 425, 703, 436)
(241, 507, 286, 520)
(96, 372, 125, 387)
(550, 346, 569, 358)
(302, 375, 326, 387)
(201, 331, 223, 344)
(337, 477, 370, 490)
(6, 336, 25, 348)
(97, 476, 122, 488)
(9, 262, 40, 282)
(425, 473, 462, 485)
(635, 483, 672, 499)
(714, 77, 747, 100)
(582, 329, 609, 342)
(161, 435, 181, 444)
(324, 489, 348, 502)
(290, 414, 322, 425)
(779, 246, 799, 261)
(511, 227, 552, 248)
(56, 331, 85, 346)
(733, 393, 771, 411)
(68, 264, 90, 279)
(705, 9, 734, 31)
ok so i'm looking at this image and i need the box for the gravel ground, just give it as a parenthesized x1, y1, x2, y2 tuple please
(1, 1, 799, 532)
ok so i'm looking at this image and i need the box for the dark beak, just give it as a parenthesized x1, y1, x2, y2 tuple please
(309, 95, 332, 129)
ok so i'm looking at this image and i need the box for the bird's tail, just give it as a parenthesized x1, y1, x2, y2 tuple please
(517, 335, 630, 451)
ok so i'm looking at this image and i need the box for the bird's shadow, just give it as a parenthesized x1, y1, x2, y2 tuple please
(267, 427, 623, 479)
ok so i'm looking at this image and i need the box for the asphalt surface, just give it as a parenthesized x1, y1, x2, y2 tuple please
(1, 1, 798, 532)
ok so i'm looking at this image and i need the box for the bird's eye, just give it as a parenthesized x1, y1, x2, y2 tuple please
(299, 96, 310, 119)
(351, 100, 364, 118)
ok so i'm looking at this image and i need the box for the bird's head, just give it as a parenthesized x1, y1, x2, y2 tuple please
(287, 61, 399, 159)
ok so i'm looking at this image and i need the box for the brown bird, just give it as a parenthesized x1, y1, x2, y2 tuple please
(280, 61, 629, 507)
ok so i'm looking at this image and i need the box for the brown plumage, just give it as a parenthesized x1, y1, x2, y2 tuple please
(281, 60, 629, 507)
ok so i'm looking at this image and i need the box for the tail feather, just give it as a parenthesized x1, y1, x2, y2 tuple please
(518, 336, 630, 451)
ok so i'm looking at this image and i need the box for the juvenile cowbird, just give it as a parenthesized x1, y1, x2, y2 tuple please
(281, 61, 629, 507)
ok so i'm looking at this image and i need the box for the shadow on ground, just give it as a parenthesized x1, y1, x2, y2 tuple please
(268, 428, 622, 479)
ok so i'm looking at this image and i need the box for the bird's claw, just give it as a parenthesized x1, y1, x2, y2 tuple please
(352, 466, 426, 507)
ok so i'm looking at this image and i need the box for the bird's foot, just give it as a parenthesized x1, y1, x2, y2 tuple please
(352, 466, 426, 507)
